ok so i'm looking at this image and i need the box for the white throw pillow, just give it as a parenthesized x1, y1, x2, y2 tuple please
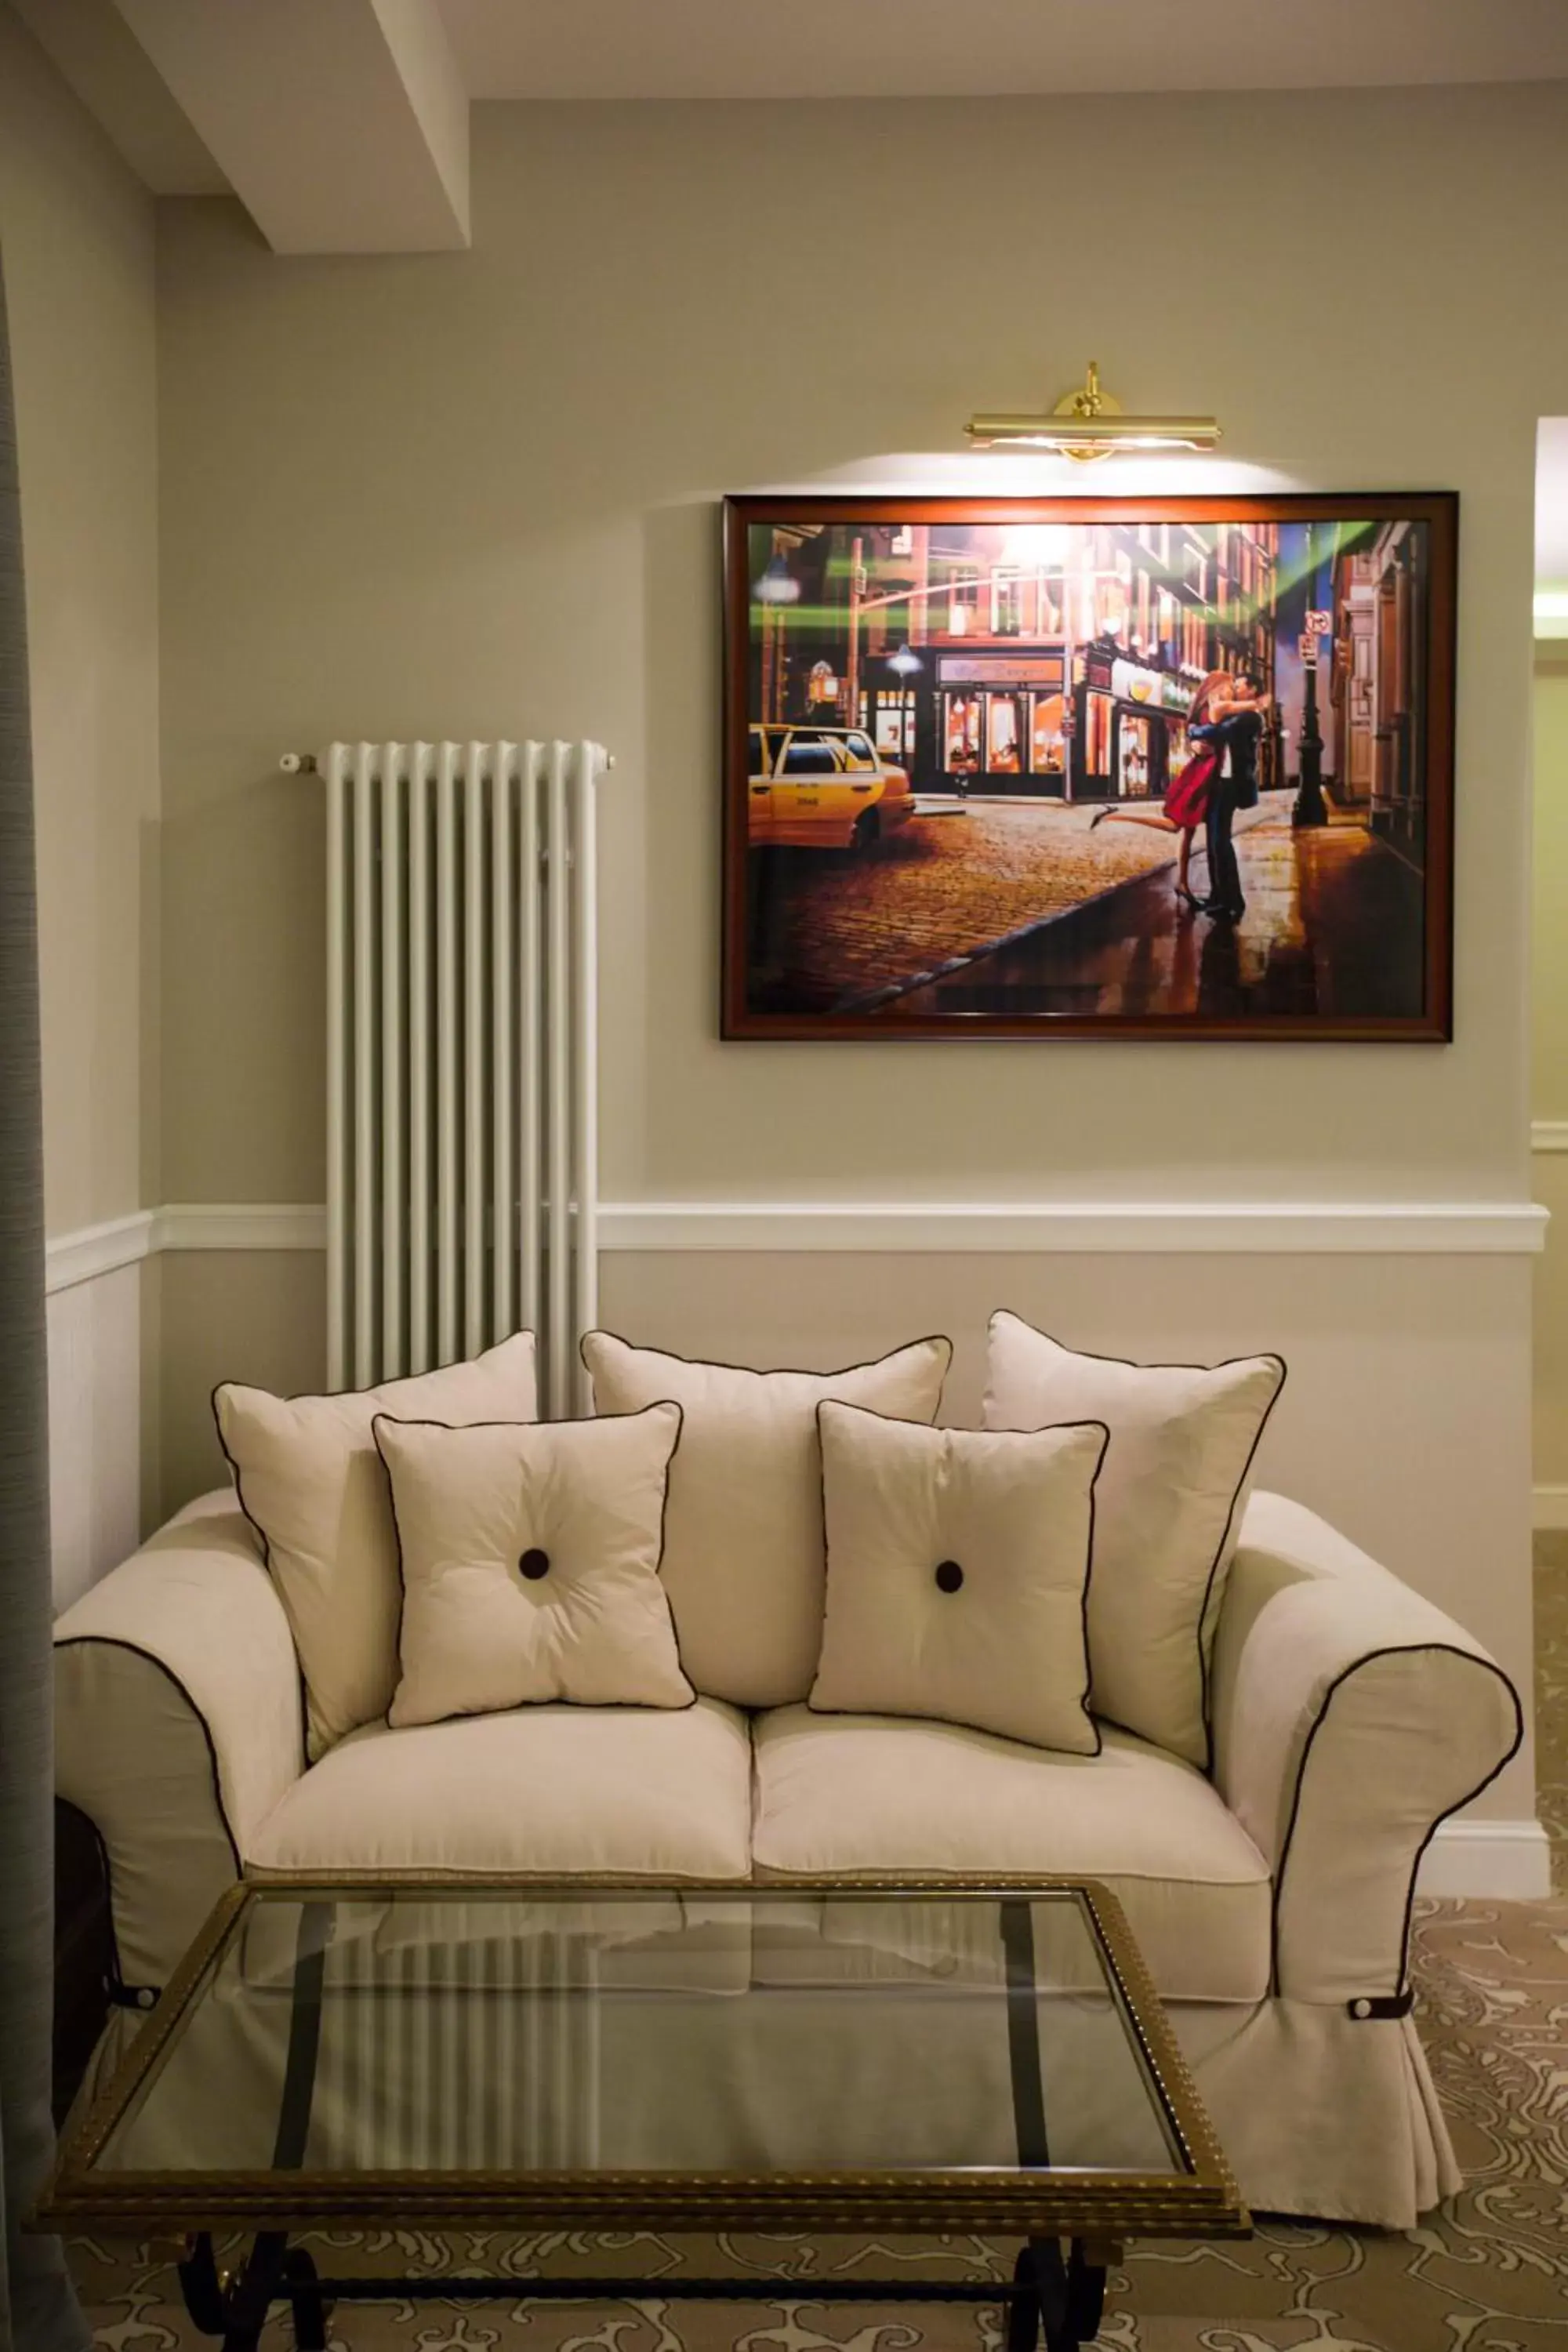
(213, 1333, 538, 1756)
(983, 1312, 1285, 1766)
(810, 1403, 1106, 1754)
(581, 1332, 953, 1707)
(374, 1403, 692, 1726)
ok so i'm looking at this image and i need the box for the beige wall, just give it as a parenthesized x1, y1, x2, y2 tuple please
(1533, 659, 1568, 1488)
(155, 89, 1559, 1210)
(0, 3, 159, 1233)
(157, 1248, 325, 1508)
(149, 88, 1566, 1831)
(1, 5, 160, 1595)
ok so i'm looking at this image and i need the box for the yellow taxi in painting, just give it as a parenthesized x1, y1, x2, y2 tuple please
(748, 724, 916, 852)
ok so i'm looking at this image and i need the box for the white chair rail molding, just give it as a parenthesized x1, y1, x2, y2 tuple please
(41, 1194, 1552, 1284)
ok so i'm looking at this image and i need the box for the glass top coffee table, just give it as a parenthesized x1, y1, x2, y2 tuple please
(38, 1876, 1247, 2352)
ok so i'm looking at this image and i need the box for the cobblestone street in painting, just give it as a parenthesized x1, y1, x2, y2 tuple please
(746, 794, 1282, 1012)
(899, 805, 1423, 1022)
(746, 796, 1187, 1011)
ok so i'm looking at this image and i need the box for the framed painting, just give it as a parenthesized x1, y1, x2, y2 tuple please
(721, 493, 1456, 1040)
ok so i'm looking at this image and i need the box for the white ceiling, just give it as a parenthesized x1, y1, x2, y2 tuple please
(14, 0, 472, 246)
(23, 0, 1568, 205)
(437, 0, 1568, 100)
(10, 0, 225, 191)
(13, 0, 1568, 601)
(108, 0, 470, 249)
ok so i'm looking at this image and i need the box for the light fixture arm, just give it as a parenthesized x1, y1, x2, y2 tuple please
(1063, 360, 1115, 422)
(964, 360, 1220, 459)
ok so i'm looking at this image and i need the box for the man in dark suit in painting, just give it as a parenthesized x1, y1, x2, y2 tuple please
(1189, 674, 1266, 921)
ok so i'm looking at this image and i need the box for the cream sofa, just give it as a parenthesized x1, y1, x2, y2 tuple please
(55, 1483, 1519, 2228)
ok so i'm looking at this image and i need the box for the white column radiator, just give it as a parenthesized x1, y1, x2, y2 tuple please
(285, 739, 611, 1417)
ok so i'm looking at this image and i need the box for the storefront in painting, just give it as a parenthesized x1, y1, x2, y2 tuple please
(860, 641, 1203, 803)
(750, 515, 1277, 805)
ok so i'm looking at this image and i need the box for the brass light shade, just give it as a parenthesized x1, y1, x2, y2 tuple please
(966, 361, 1221, 461)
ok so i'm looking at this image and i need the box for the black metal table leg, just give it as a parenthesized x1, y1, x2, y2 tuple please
(1063, 2241, 1106, 2346)
(1011, 2238, 1107, 2352)
(176, 2226, 333, 2350)
(178, 2230, 290, 2352)
(1007, 2243, 1042, 2352)
(176, 2234, 227, 2336)
(227, 2233, 284, 2352)
(1036, 2239, 1072, 2352)
(282, 2245, 332, 2351)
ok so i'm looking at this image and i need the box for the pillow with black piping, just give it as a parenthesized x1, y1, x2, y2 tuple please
(373, 1403, 692, 1727)
(213, 1333, 539, 1758)
(808, 1401, 1107, 1754)
(983, 1312, 1286, 1766)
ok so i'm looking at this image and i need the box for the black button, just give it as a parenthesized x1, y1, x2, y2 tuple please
(518, 1547, 550, 1581)
(935, 1559, 964, 1593)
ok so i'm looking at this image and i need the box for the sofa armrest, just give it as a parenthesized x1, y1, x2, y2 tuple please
(54, 1491, 304, 1994)
(1210, 1490, 1522, 2007)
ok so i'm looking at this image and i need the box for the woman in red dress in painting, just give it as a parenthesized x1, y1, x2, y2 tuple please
(1090, 670, 1231, 909)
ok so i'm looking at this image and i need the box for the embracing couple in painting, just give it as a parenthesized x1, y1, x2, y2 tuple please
(1094, 669, 1266, 922)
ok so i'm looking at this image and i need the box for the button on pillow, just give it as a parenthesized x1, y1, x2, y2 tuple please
(808, 1402, 1108, 1755)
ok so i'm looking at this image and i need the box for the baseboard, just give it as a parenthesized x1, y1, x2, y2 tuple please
(1534, 1485, 1568, 1530)
(1416, 1817, 1552, 1899)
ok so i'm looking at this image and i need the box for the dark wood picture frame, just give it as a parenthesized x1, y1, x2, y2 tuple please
(721, 493, 1456, 1041)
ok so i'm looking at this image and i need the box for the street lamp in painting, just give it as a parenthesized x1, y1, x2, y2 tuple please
(1293, 521, 1329, 829)
(880, 641, 924, 769)
(752, 545, 803, 723)
(753, 554, 800, 606)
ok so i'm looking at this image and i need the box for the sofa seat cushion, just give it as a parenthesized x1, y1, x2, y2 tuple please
(750, 1706, 1272, 2004)
(245, 1699, 752, 1881)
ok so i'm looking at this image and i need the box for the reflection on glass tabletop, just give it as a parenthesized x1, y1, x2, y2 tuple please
(40, 1878, 1247, 2239)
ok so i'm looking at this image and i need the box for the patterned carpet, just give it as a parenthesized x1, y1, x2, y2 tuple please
(68, 1552, 1568, 2350)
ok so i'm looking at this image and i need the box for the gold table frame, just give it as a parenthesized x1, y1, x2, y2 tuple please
(36, 1874, 1249, 2350)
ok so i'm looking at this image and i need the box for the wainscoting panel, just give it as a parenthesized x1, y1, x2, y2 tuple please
(45, 1259, 142, 1609)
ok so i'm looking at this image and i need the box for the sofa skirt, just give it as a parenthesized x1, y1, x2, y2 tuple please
(1171, 1998, 1461, 2230)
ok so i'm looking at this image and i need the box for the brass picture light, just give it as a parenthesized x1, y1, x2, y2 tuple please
(966, 361, 1221, 461)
